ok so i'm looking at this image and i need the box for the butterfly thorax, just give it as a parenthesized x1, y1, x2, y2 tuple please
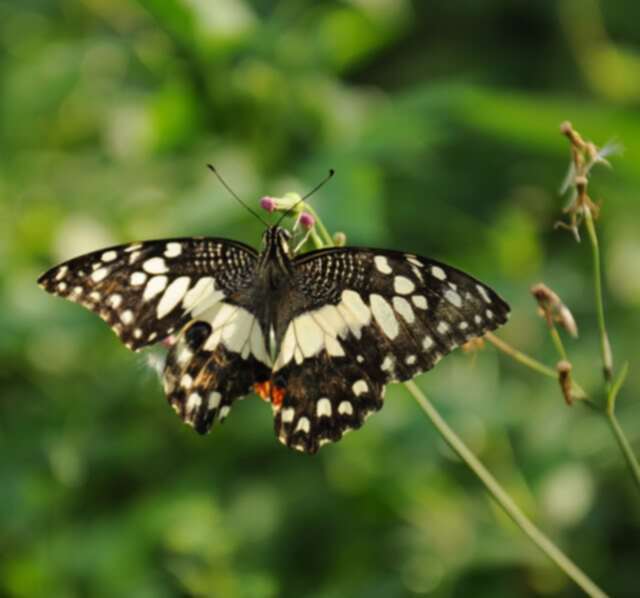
(251, 226, 299, 354)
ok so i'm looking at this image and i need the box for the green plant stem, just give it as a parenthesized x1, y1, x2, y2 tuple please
(484, 332, 557, 379)
(606, 410, 640, 492)
(405, 381, 608, 598)
(583, 208, 613, 386)
(303, 206, 606, 597)
(303, 204, 334, 246)
(582, 207, 640, 490)
(549, 326, 568, 361)
(485, 332, 589, 402)
(605, 363, 640, 491)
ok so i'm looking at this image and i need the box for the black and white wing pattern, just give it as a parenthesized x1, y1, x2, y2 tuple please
(37, 238, 257, 350)
(271, 247, 509, 453)
(38, 237, 271, 431)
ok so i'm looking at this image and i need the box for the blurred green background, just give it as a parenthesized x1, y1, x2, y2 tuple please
(2, 1, 640, 596)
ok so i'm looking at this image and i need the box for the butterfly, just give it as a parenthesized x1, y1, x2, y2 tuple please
(38, 223, 510, 453)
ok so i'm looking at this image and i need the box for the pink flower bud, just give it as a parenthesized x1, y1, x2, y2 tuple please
(260, 196, 277, 213)
(299, 212, 315, 230)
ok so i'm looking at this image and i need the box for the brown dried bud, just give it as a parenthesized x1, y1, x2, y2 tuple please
(557, 304, 578, 338)
(531, 283, 561, 327)
(560, 121, 585, 150)
(531, 283, 578, 337)
(557, 360, 574, 406)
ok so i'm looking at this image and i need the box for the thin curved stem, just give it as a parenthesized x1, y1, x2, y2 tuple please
(484, 332, 588, 401)
(404, 381, 608, 598)
(485, 332, 556, 378)
(549, 326, 568, 361)
(584, 208, 613, 386)
(606, 410, 640, 492)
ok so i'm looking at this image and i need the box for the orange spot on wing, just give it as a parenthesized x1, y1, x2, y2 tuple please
(271, 386, 285, 408)
(253, 381, 286, 408)
(254, 381, 272, 401)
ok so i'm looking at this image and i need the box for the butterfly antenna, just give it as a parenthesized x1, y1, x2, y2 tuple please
(207, 164, 269, 227)
(276, 169, 335, 227)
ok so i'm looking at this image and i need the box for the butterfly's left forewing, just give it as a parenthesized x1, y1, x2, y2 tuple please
(271, 247, 509, 453)
(38, 237, 258, 350)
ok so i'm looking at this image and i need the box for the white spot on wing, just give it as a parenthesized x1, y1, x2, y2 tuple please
(381, 354, 395, 372)
(341, 290, 371, 326)
(393, 276, 415, 295)
(208, 391, 221, 409)
(249, 323, 271, 366)
(107, 294, 122, 309)
(176, 345, 193, 365)
(143, 257, 168, 274)
(422, 336, 434, 350)
(182, 277, 215, 311)
(281, 407, 295, 423)
(215, 306, 254, 353)
(325, 335, 345, 357)
(55, 266, 68, 281)
(338, 401, 353, 415)
(445, 289, 462, 308)
(374, 255, 392, 274)
(296, 417, 311, 433)
(120, 310, 134, 325)
(274, 325, 296, 370)
(294, 313, 324, 358)
(437, 321, 450, 334)
(392, 296, 415, 323)
(317, 398, 332, 417)
(164, 242, 182, 258)
(411, 295, 428, 310)
(477, 284, 492, 304)
(101, 250, 118, 262)
(186, 392, 202, 414)
(352, 380, 368, 396)
(370, 294, 399, 339)
(431, 266, 446, 280)
(130, 271, 147, 286)
(157, 276, 190, 318)
(91, 267, 109, 282)
(143, 275, 168, 301)
(315, 304, 348, 339)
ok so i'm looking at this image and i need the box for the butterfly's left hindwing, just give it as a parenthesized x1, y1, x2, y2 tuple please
(162, 319, 271, 434)
(38, 238, 258, 350)
(270, 247, 510, 453)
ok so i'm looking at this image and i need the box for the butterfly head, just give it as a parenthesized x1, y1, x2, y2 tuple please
(262, 226, 292, 256)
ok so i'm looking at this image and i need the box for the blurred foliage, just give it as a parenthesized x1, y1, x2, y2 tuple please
(1, 0, 640, 597)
